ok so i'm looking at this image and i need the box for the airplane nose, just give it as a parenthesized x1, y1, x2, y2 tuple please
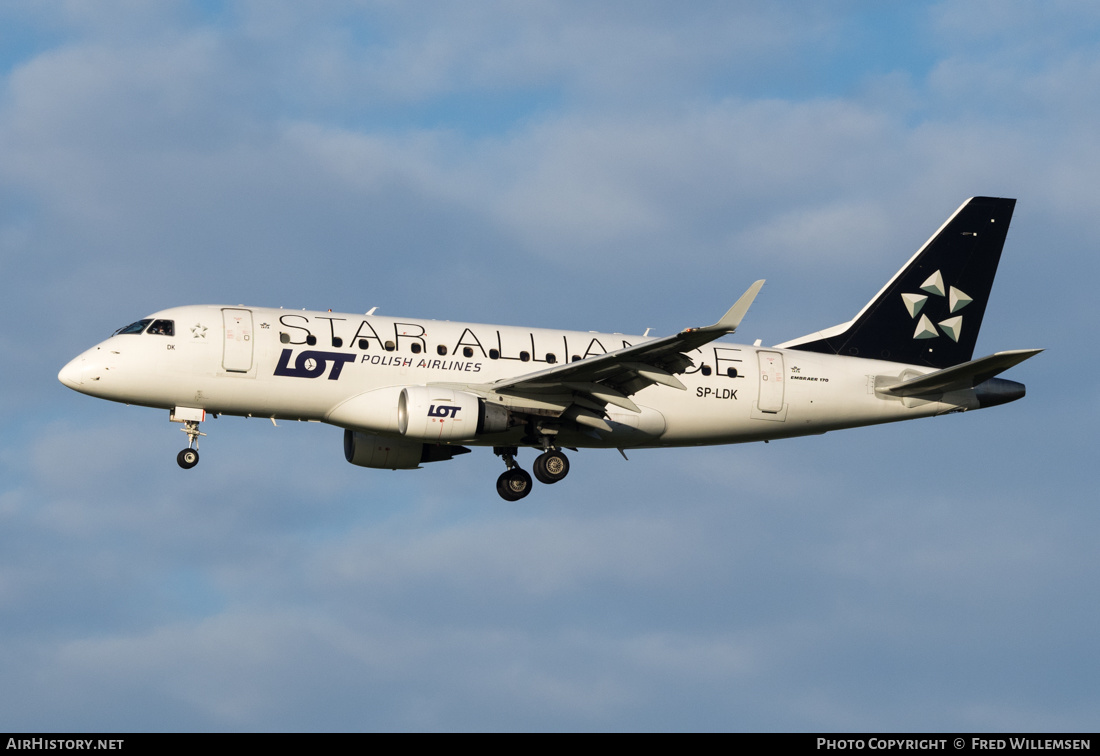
(58, 356, 84, 389)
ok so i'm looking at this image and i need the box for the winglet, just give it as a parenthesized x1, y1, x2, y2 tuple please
(703, 280, 765, 334)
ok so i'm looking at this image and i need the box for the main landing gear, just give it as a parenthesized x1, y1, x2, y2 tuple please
(533, 450, 569, 484)
(494, 446, 571, 501)
(176, 419, 205, 469)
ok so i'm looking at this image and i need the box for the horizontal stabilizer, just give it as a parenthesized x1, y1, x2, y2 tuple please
(876, 349, 1042, 397)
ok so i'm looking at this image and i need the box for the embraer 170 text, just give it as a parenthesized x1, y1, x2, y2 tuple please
(60, 197, 1040, 500)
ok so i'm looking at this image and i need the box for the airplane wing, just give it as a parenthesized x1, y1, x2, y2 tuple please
(433, 280, 764, 430)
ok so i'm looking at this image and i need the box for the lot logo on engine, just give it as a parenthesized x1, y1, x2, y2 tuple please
(428, 404, 461, 419)
(274, 349, 355, 380)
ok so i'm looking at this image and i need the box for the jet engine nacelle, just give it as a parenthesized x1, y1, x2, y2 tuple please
(398, 386, 511, 441)
(343, 429, 471, 470)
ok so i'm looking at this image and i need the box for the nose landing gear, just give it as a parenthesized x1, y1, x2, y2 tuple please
(177, 419, 205, 469)
(171, 407, 207, 469)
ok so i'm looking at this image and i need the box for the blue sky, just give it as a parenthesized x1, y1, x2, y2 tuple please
(1, 1, 1096, 732)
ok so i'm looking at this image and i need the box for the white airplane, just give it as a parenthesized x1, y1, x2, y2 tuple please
(59, 197, 1039, 500)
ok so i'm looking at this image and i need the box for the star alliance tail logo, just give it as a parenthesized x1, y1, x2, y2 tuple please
(900, 270, 972, 342)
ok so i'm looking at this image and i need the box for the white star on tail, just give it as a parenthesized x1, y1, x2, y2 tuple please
(901, 270, 972, 340)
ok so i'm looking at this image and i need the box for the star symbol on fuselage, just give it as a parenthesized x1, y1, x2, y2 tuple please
(191, 324, 208, 338)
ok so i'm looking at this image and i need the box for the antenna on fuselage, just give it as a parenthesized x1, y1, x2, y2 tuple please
(366, 307, 378, 315)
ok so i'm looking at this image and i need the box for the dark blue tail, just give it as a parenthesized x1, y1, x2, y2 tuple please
(780, 197, 1016, 369)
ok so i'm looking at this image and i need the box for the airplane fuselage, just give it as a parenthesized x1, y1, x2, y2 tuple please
(59, 304, 993, 452)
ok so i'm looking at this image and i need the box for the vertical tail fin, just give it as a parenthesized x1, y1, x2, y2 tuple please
(778, 197, 1016, 369)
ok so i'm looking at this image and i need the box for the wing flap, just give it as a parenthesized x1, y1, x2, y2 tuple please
(620, 361, 687, 390)
(563, 382, 641, 413)
(561, 405, 613, 432)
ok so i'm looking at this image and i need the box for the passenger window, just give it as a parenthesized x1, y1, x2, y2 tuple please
(114, 319, 152, 335)
(148, 319, 174, 336)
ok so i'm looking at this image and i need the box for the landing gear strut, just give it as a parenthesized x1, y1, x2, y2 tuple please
(177, 419, 205, 469)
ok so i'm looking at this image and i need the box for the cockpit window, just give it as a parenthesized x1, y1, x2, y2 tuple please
(114, 319, 152, 335)
(148, 319, 174, 336)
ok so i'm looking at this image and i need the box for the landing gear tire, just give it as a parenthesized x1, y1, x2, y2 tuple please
(177, 448, 200, 469)
(533, 450, 570, 484)
(496, 468, 533, 501)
